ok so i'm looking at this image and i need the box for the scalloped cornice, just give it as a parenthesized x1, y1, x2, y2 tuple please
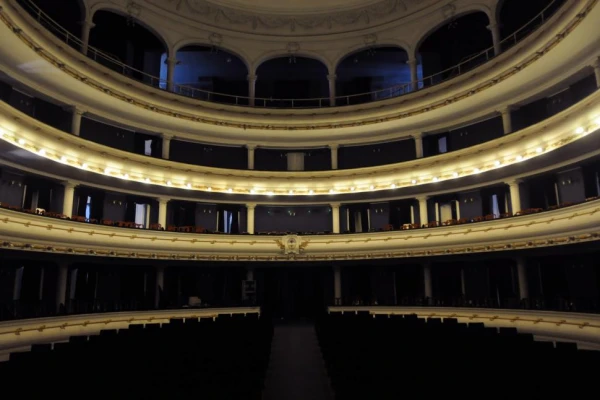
(0, 201, 599, 261)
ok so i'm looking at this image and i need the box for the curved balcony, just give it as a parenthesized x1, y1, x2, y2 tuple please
(0, 0, 597, 146)
(14, 0, 564, 109)
(0, 199, 598, 261)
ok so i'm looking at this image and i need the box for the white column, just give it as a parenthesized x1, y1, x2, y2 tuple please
(246, 203, 256, 234)
(80, 19, 95, 56)
(507, 180, 522, 214)
(413, 133, 424, 158)
(327, 74, 337, 106)
(423, 263, 433, 303)
(407, 58, 418, 91)
(158, 198, 169, 229)
(155, 266, 164, 309)
(287, 152, 305, 171)
(166, 58, 177, 92)
(161, 134, 172, 159)
(55, 263, 68, 312)
(333, 266, 342, 304)
(487, 23, 502, 56)
(516, 257, 529, 300)
(70, 107, 84, 136)
(330, 144, 339, 170)
(417, 196, 429, 225)
(62, 181, 76, 218)
(331, 203, 340, 234)
(248, 74, 257, 106)
(500, 106, 513, 135)
(593, 57, 600, 88)
(247, 145, 256, 170)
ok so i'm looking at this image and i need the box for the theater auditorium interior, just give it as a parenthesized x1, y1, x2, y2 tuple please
(0, 0, 599, 398)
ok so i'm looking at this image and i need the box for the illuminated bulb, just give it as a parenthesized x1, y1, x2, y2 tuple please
(186, 183, 192, 188)
(123, 173, 129, 179)
(207, 186, 212, 191)
(38, 148, 46, 156)
(536, 147, 543, 153)
(350, 187, 355, 191)
(516, 155, 523, 161)
(369, 185, 375, 190)
(289, 190, 294, 195)
(0, 129, 4, 137)
(595, 118, 600, 126)
(452, 172, 459, 178)
(144, 177, 150, 183)
(166, 180, 172, 186)
(250, 189, 255, 194)
(411, 179, 417, 184)
(494, 160, 501, 167)
(267, 191, 273, 196)
(81, 163, 88, 169)
(433, 177, 439, 182)
(309, 190, 314, 195)
(18, 138, 25, 145)
(104, 168, 111, 174)
(474, 168, 480, 173)
(390, 183, 396, 189)
(575, 127, 585, 134)
(227, 188, 233, 193)
(61, 156, 67, 163)
(329, 189, 335, 194)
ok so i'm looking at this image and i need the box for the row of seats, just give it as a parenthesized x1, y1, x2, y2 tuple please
(1, 314, 273, 399)
(316, 312, 598, 399)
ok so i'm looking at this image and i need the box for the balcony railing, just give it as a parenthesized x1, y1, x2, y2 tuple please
(13, 0, 564, 108)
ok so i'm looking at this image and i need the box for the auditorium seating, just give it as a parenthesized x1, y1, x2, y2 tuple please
(316, 312, 598, 399)
(0, 314, 273, 399)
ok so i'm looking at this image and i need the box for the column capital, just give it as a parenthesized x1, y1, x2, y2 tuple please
(486, 22, 501, 31)
(247, 144, 257, 151)
(161, 133, 174, 141)
(65, 105, 86, 115)
(62, 181, 77, 189)
(411, 132, 423, 140)
(81, 19, 95, 29)
(247, 74, 258, 82)
(506, 179, 523, 187)
(166, 58, 178, 66)
(498, 105, 516, 114)
(329, 144, 340, 150)
(157, 197, 170, 205)
(330, 202, 341, 209)
(415, 195, 430, 202)
(592, 56, 600, 69)
(246, 203, 257, 209)
(327, 74, 337, 81)
(406, 58, 418, 66)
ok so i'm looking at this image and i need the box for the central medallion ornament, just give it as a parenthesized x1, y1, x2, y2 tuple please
(275, 235, 308, 257)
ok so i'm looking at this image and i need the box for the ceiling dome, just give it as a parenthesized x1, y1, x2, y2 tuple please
(142, 0, 441, 35)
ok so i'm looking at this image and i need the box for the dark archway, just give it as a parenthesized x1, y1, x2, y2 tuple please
(89, 10, 166, 83)
(19, 0, 85, 39)
(418, 12, 492, 86)
(162, 46, 249, 105)
(335, 47, 415, 105)
(255, 57, 328, 107)
(497, 0, 567, 42)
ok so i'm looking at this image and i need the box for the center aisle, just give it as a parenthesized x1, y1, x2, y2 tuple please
(262, 321, 334, 400)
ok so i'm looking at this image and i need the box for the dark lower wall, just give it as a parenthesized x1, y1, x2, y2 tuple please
(0, 169, 25, 207)
(424, 116, 503, 156)
(254, 148, 330, 171)
(459, 190, 483, 219)
(255, 206, 332, 233)
(339, 139, 415, 169)
(557, 168, 586, 204)
(170, 141, 247, 169)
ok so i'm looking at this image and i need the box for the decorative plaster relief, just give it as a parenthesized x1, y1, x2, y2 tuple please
(156, 0, 430, 34)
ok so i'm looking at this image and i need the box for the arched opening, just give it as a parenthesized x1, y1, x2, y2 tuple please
(18, 0, 85, 39)
(335, 47, 418, 105)
(89, 10, 166, 84)
(160, 45, 249, 105)
(418, 12, 492, 86)
(255, 57, 328, 107)
(497, 0, 567, 42)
